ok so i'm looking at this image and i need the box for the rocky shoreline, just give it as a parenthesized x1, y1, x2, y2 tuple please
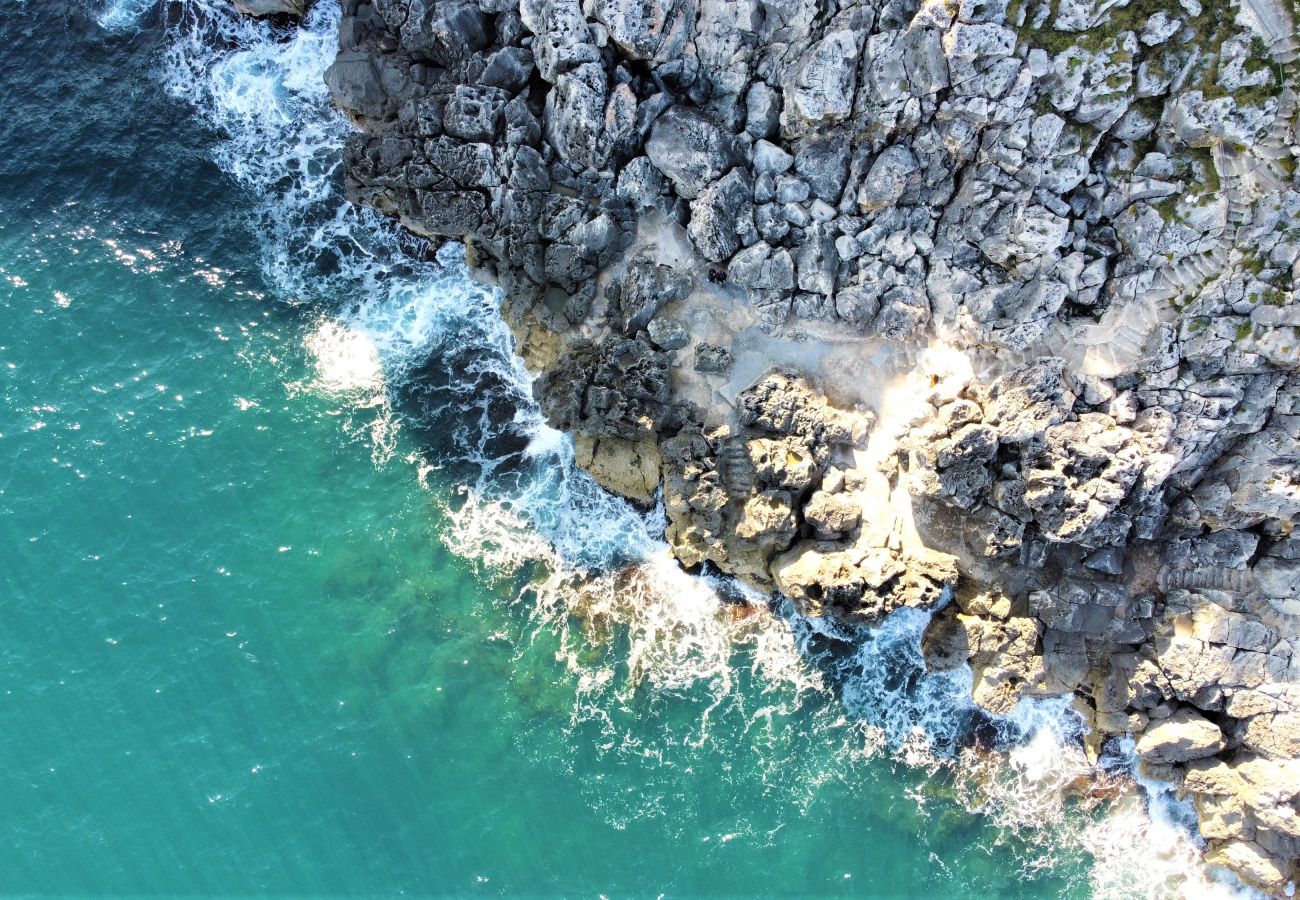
(246, 0, 1296, 890)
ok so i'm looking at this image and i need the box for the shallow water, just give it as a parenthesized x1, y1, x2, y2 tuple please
(0, 2, 1246, 896)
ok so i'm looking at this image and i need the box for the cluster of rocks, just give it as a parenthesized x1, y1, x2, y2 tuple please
(246, 0, 1300, 889)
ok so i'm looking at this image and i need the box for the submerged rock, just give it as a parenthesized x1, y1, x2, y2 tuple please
(305, 0, 1300, 884)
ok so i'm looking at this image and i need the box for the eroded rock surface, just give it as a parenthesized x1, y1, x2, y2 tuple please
(305, 0, 1300, 889)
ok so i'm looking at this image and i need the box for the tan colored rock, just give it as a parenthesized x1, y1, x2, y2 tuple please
(1203, 839, 1292, 893)
(748, 437, 817, 491)
(922, 603, 1054, 714)
(1195, 793, 1253, 842)
(573, 434, 661, 505)
(803, 490, 861, 534)
(957, 590, 1012, 619)
(773, 541, 956, 622)
(967, 614, 1049, 714)
(233, 0, 307, 16)
(734, 491, 797, 556)
(1239, 711, 1300, 760)
(1134, 707, 1224, 763)
(507, 313, 565, 374)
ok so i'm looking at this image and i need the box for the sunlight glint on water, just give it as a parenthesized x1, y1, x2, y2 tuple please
(32, 1, 1258, 896)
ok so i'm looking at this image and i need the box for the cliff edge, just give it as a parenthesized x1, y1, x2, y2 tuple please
(267, 0, 1298, 890)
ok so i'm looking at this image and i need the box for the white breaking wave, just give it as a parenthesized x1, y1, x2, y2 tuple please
(98, 3, 1254, 895)
(97, 0, 157, 31)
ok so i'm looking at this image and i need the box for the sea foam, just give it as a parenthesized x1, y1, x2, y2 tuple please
(99, 2, 1254, 894)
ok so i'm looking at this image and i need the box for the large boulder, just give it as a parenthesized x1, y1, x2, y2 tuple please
(774, 542, 957, 622)
(785, 30, 864, 128)
(573, 434, 662, 505)
(645, 108, 733, 199)
(688, 169, 754, 262)
(1135, 708, 1225, 763)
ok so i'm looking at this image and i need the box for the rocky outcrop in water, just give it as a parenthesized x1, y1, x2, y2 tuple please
(301, 0, 1299, 889)
(233, 0, 310, 17)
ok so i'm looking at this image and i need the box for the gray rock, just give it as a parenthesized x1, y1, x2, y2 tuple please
(857, 145, 918, 211)
(727, 242, 795, 291)
(647, 317, 689, 351)
(444, 85, 506, 142)
(645, 107, 733, 199)
(325, 50, 396, 123)
(752, 140, 794, 175)
(592, 0, 686, 61)
(794, 139, 850, 203)
(616, 256, 692, 334)
(479, 47, 536, 92)
(785, 30, 863, 127)
(520, 0, 599, 82)
(834, 283, 883, 327)
(326, 1, 1300, 886)
(688, 169, 753, 262)
(796, 226, 838, 296)
(775, 176, 810, 204)
(744, 82, 782, 139)
(694, 343, 735, 375)
(544, 65, 610, 169)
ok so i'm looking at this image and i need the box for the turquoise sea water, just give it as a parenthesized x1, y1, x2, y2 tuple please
(0, 2, 1242, 896)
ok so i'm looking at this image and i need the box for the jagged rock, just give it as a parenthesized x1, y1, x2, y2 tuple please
(646, 316, 689, 351)
(804, 490, 862, 535)
(752, 140, 794, 176)
(444, 85, 506, 142)
(544, 65, 611, 169)
(614, 255, 692, 334)
(857, 145, 918, 211)
(728, 242, 795, 292)
(785, 30, 863, 128)
(1204, 839, 1292, 893)
(645, 107, 732, 199)
(536, 336, 670, 441)
(325, 0, 1300, 885)
(688, 169, 753, 262)
(520, 0, 598, 82)
(982, 359, 1072, 443)
(592, 0, 687, 61)
(774, 542, 958, 623)
(736, 371, 857, 448)
(744, 82, 781, 139)
(735, 491, 798, 558)
(924, 605, 1054, 713)
(694, 343, 734, 375)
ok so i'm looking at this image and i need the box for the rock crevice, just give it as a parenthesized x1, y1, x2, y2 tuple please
(284, 0, 1300, 889)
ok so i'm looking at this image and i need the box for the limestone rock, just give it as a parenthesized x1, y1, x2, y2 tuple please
(1134, 708, 1225, 763)
(574, 434, 662, 504)
(645, 107, 733, 200)
(774, 542, 957, 623)
(694, 343, 734, 376)
(233, 0, 306, 16)
(325, 0, 1300, 885)
(857, 145, 918, 212)
(785, 30, 863, 128)
(688, 169, 753, 262)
